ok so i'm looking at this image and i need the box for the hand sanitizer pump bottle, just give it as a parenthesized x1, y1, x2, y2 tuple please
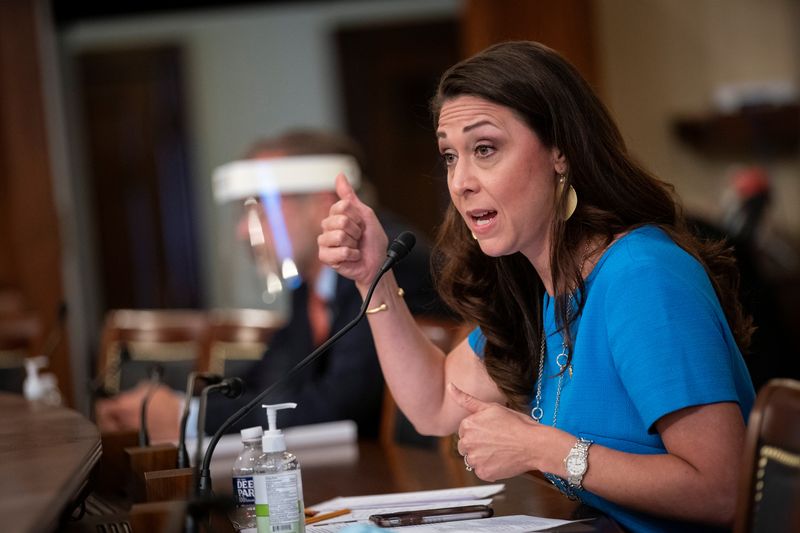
(23, 356, 62, 406)
(253, 403, 305, 533)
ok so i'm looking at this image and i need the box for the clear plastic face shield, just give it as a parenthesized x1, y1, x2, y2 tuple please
(212, 155, 361, 314)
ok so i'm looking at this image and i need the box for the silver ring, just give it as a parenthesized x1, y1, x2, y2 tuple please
(463, 454, 473, 472)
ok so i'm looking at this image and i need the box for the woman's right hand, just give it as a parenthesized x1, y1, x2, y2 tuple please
(318, 173, 389, 290)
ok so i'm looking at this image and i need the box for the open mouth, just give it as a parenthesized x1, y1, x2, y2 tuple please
(471, 210, 497, 227)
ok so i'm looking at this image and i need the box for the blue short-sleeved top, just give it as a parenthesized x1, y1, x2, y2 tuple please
(468, 226, 755, 532)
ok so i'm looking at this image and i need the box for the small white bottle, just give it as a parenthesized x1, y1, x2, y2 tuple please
(253, 403, 305, 533)
(23, 356, 62, 406)
(230, 426, 263, 530)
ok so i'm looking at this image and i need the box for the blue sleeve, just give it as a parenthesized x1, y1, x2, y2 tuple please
(603, 252, 747, 432)
(467, 326, 486, 358)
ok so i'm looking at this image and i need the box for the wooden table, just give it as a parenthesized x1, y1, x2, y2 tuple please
(0, 392, 102, 533)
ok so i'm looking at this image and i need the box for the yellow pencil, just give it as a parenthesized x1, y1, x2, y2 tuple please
(305, 508, 351, 525)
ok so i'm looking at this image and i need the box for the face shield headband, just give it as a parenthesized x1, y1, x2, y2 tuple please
(212, 154, 361, 304)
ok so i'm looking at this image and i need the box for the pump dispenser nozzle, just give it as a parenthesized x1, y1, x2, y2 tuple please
(260, 403, 296, 452)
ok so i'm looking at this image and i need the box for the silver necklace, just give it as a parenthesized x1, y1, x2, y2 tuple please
(530, 240, 591, 427)
(533, 294, 581, 501)
(530, 294, 572, 427)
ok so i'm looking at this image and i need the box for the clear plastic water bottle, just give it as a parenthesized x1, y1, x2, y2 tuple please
(231, 426, 264, 530)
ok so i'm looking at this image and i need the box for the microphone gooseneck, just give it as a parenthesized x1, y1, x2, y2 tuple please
(89, 340, 132, 401)
(40, 302, 68, 362)
(177, 372, 223, 468)
(138, 364, 164, 447)
(194, 377, 246, 468)
(195, 231, 416, 496)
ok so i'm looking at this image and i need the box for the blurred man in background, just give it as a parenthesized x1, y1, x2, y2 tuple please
(95, 129, 450, 441)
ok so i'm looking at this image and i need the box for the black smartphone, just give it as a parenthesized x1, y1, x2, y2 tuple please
(368, 504, 493, 527)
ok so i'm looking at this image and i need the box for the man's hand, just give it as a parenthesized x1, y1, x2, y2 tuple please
(95, 382, 182, 444)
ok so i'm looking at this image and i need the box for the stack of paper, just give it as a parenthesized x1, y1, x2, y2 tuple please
(295, 484, 579, 532)
(310, 484, 505, 513)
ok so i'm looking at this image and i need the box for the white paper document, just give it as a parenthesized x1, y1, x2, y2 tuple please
(309, 484, 505, 512)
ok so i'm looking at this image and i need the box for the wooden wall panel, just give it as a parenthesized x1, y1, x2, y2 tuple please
(77, 46, 202, 313)
(0, 0, 72, 403)
(461, 0, 599, 90)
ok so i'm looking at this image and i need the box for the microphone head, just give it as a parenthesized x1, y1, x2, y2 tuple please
(220, 377, 245, 399)
(119, 342, 132, 364)
(386, 231, 416, 262)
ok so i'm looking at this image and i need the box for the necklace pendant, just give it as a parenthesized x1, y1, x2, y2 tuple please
(556, 352, 568, 372)
(568, 364, 573, 378)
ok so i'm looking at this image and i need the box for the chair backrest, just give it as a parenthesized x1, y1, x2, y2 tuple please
(96, 309, 208, 395)
(199, 308, 285, 377)
(734, 378, 800, 533)
(0, 314, 41, 353)
(380, 317, 471, 448)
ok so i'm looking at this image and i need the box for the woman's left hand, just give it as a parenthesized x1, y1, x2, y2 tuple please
(448, 383, 570, 481)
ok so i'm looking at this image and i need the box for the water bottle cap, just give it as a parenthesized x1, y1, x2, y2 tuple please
(240, 426, 263, 441)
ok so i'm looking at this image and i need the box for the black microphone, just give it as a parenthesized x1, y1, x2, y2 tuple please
(138, 364, 164, 447)
(195, 231, 416, 496)
(381, 231, 416, 271)
(217, 376, 246, 399)
(194, 377, 246, 469)
(177, 372, 223, 468)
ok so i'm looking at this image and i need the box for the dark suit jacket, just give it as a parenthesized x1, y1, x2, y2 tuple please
(204, 222, 448, 439)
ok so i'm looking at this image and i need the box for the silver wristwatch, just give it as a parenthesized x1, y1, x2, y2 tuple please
(564, 437, 593, 489)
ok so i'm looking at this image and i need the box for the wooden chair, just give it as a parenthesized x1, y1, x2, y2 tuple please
(198, 308, 285, 377)
(96, 309, 208, 395)
(380, 317, 471, 448)
(734, 378, 800, 533)
(0, 314, 41, 354)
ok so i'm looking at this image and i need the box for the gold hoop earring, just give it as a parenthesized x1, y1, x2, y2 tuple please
(557, 173, 578, 221)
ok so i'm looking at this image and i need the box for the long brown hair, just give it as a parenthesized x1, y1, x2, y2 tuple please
(430, 41, 753, 412)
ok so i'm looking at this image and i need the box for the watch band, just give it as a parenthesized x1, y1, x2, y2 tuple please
(564, 437, 593, 490)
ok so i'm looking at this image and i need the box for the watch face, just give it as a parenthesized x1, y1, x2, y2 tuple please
(566, 454, 587, 474)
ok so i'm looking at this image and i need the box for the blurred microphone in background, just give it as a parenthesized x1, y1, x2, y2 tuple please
(194, 377, 245, 468)
(721, 165, 771, 243)
(138, 364, 164, 446)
